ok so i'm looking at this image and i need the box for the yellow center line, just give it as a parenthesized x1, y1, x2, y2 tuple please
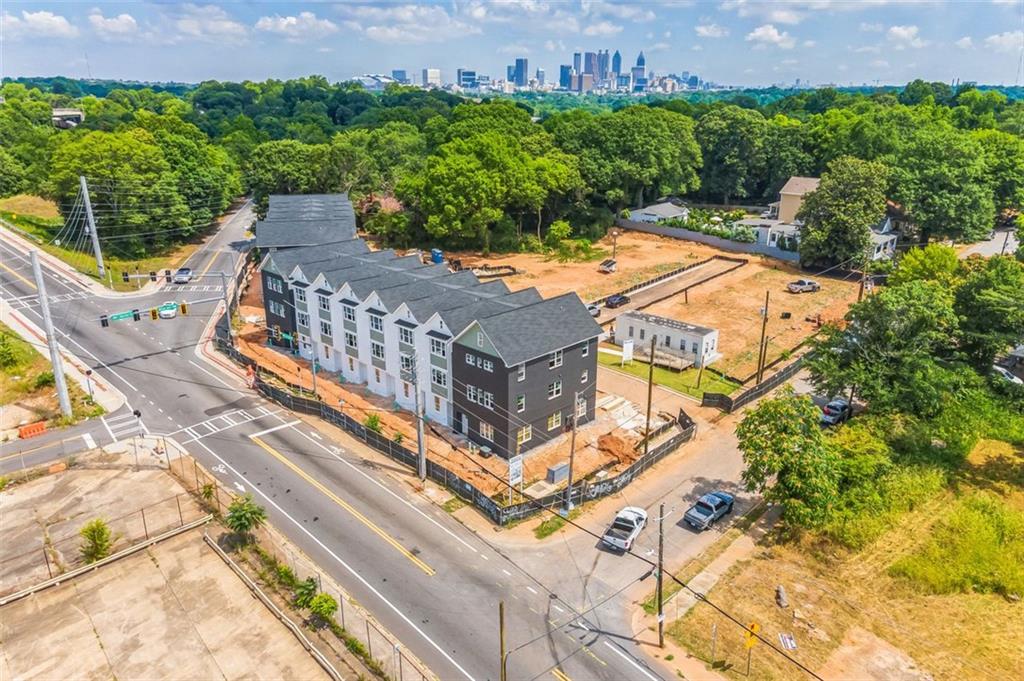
(198, 250, 220, 278)
(552, 668, 573, 681)
(249, 435, 436, 576)
(0, 262, 36, 290)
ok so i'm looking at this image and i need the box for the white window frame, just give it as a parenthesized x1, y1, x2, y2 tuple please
(320, 320, 332, 337)
(370, 314, 383, 332)
(576, 395, 586, 418)
(371, 341, 385, 360)
(343, 305, 356, 322)
(549, 349, 563, 369)
(581, 369, 589, 384)
(430, 337, 447, 358)
(297, 311, 309, 328)
(480, 421, 494, 442)
(269, 300, 286, 317)
(548, 379, 562, 400)
(547, 411, 562, 431)
(465, 353, 475, 365)
(318, 295, 330, 312)
(581, 343, 589, 357)
(399, 327, 414, 345)
(476, 331, 484, 347)
(431, 368, 447, 388)
(401, 354, 413, 372)
(267, 277, 282, 294)
(483, 359, 494, 372)
(517, 425, 532, 446)
(466, 385, 478, 403)
(345, 332, 358, 348)
(482, 391, 494, 410)
(517, 364, 525, 382)
(294, 287, 306, 303)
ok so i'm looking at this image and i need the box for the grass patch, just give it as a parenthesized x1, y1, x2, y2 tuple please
(442, 495, 467, 514)
(533, 506, 582, 540)
(597, 350, 741, 398)
(1, 200, 211, 292)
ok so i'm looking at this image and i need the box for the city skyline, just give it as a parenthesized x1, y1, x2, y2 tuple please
(1, 1, 1022, 86)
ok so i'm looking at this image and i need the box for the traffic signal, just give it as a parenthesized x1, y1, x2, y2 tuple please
(121, 272, 129, 283)
(272, 324, 281, 340)
(150, 308, 158, 320)
(149, 271, 157, 282)
(179, 301, 188, 315)
(164, 269, 172, 283)
(100, 314, 109, 328)
(132, 308, 140, 322)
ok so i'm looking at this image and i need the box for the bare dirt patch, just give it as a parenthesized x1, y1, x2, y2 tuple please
(819, 627, 933, 681)
(645, 259, 860, 379)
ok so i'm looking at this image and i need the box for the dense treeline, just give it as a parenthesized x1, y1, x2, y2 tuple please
(1, 76, 1022, 254)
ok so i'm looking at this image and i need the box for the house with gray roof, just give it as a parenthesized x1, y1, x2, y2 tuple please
(257, 193, 601, 453)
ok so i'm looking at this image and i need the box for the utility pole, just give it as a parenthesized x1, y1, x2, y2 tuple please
(499, 600, 507, 681)
(1001, 230, 1012, 256)
(756, 291, 770, 383)
(219, 271, 232, 347)
(31, 250, 72, 417)
(657, 502, 665, 648)
(407, 355, 427, 481)
(643, 335, 656, 457)
(79, 176, 105, 280)
(564, 391, 580, 513)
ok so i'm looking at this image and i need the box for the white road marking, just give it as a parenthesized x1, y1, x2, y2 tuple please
(526, 586, 538, 595)
(502, 569, 512, 577)
(101, 416, 118, 442)
(308, 431, 322, 440)
(158, 408, 164, 413)
(167, 416, 174, 421)
(82, 433, 96, 449)
(249, 420, 301, 438)
(602, 641, 660, 681)
(480, 555, 489, 561)
(188, 359, 237, 390)
(577, 620, 590, 631)
(233, 481, 246, 492)
(187, 437, 477, 681)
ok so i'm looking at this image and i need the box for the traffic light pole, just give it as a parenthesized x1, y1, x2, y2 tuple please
(31, 250, 72, 418)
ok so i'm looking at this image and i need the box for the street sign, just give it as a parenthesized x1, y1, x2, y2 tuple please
(508, 454, 523, 487)
(281, 332, 294, 341)
(622, 339, 634, 364)
(158, 302, 178, 312)
(109, 311, 134, 322)
(744, 622, 761, 649)
(778, 633, 797, 651)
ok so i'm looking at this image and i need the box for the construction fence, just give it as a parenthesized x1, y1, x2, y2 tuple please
(701, 353, 808, 413)
(214, 338, 697, 526)
(588, 254, 747, 307)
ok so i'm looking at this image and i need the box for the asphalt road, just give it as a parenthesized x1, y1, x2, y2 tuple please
(0, 212, 670, 681)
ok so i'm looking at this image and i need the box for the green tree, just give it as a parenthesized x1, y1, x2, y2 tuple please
(245, 140, 328, 215)
(363, 413, 382, 433)
(972, 129, 1024, 213)
(954, 256, 1024, 368)
(889, 244, 962, 288)
(545, 219, 572, 248)
(806, 280, 960, 416)
(758, 115, 811, 201)
(736, 388, 839, 528)
(0, 147, 27, 196)
(797, 157, 889, 266)
(225, 494, 267, 541)
(694, 105, 766, 205)
(79, 518, 114, 563)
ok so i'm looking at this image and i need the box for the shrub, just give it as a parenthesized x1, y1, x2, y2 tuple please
(889, 493, 1024, 596)
(364, 413, 382, 433)
(294, 576, 318, 608)
(545, 219, 572, 248)
(0, 334, 16, 369)
(79, 518, 114, 563)
(225, 494, 267, 541)
(33, 371, 55, 390)
(393, 432, 404, 444)
(308, 592, 339, 627)
(519, 234, 544, 253)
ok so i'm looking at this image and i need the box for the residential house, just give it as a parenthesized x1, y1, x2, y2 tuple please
(613, 311, 721, 368)
(630, 201, 690, 224)
(776, 176, 820, 223)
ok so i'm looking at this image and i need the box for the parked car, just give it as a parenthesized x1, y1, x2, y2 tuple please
(787, 278, 821, 294)
(683, 492, 734, 531)
(172, 267, 193, 284)
(605, 294, 631, 309)
(992, 365, 1024, 386)
(820, 398, 852, 426)
(157, 302, 178, 319)
(598, 259, 617, 274)
(601, 507, 648, 551)
(587, 304, 601, 318)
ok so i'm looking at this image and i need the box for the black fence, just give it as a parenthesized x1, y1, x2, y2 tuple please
(216, 339, 696, 525)
(589, 255, 746, 307)
(701, 353, 808, 413)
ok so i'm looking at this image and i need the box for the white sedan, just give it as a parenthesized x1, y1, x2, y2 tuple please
(992, 365, 1023, 386)
(157, 302, 178, 319)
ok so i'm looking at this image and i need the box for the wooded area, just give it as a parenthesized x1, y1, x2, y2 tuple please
(1, 77, 1021, 255)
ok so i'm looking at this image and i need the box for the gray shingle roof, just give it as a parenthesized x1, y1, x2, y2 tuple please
(618, 310, 716, 337)
(256, 193, 358, 248)
(474, 292, 603, 366)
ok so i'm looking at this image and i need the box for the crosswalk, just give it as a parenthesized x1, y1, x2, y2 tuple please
(167, 284, 224, 293)
(2, 290, 90, 311)
(101, 411, 148, 442)
(177, 406, 281, 444)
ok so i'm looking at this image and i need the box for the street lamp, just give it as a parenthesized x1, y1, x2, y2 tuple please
(131, 408, 142, 467)
(609, 228, 621, 260)
(85, 369, 94, 402)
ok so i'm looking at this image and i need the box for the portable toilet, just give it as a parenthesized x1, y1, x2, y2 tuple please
(430, 248, 444, 264)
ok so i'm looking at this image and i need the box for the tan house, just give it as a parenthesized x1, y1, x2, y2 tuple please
(776, 176, 820, 223)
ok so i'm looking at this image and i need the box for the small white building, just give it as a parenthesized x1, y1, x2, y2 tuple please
(630, 202, 690, 224)
(614, 311, 721, 368)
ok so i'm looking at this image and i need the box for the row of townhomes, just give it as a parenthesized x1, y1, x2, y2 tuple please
(257, 194, 603, 459)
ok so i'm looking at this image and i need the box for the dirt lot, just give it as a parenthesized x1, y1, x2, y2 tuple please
(0, 447, 330, 680)
(645, 259, 860, 379)
(665, 439, 1024, 681)
(450, 231, 736, 301)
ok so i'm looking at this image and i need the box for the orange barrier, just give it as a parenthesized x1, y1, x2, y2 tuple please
(18, 421, 47, 439)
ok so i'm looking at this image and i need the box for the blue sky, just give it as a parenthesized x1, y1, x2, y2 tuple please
(1, 1, 1022, 86)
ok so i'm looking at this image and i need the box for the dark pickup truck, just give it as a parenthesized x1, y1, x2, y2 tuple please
(683, 491, 735, 531)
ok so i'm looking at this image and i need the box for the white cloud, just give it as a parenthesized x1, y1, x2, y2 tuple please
(583, 1, 655, 22)
(544, 39, 567, 51)
(664, 30, 672, 38)
(992, 0, 1017, 5)
(860, 22, 883, 32)
(955, 36, 973, 49)
(497, 43, 530, 54)
(853, 45, 881, 53)
(88, 10, 138, 41)
(649, 42, 671, 52)
(339, 4, 480, 44)
(721, 0, 894, 26)
(781, 58, 799, 65)
(691, 44, 703, 51)
(803, 39, 816, 47)
(746, 24, 796, 49)
(887, 24, 927, 49)
(984, 30, 1023, 53)
(173, 4, 246, 42)
(255, 12, 338, 41)
(582, 20, 623, 36)
(1, 10, 78, 39)
(870, 59, 890, 68)
(695, 23, 729, 38)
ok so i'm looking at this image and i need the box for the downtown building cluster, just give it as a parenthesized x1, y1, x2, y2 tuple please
(257, 194, 603, 460)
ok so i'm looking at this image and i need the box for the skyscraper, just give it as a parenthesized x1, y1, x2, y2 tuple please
(514, 58, 529, 87)
(631, 52, 646, 92)
(636, 51, 646, 69)
(422, 68, 441, 87)
(456, 68, 477, 89)
(391, 69, 408, 84)
(535, 68, 545, 86)
(584, 51, 598, 75)
(597, 49, 609, 82)
(573, 52, 582, 73)
(506, 64, 515, 82)
(611, 50, 622, 76)
(559, 64, 572, 89)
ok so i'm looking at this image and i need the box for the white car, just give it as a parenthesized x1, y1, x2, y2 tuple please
(157, 302, 178, 319)
(820, 398, 852, 426)
(992, 365, 1023, 386)
(601, 507, 647, 552)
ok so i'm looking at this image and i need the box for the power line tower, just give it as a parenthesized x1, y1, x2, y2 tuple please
(79, 176, 106, 279)
(31, 250, 72, 417)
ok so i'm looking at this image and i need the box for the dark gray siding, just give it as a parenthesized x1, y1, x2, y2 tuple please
(451, 337, 597, 460)
(262, 269, 295, 346)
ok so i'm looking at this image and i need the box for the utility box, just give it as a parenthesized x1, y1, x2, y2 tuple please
(430, 248, 444, 264)
(547, 461, 570, 484)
